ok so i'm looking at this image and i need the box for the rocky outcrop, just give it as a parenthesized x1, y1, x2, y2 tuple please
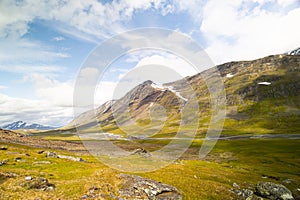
(46, 151, 85, 162)
(119, 174, 182, 200)
(21, 177, 55, 191)
(57, 154, 85, 162)
(255, 182, 294, 200)
(231, 181, 295, 200)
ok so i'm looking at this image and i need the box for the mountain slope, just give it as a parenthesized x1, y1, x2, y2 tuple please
(64, 53, 300, 137)
(2, 121, 55, 131)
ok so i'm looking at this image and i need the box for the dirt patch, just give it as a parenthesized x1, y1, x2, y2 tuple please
(0, 129, 85, 152)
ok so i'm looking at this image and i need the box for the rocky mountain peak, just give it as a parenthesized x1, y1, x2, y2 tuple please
(288, 47, 300, 55)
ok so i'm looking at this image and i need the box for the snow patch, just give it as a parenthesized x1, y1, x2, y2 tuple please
(226, 73, 234, 78)
(258, 82, 271, 85)
(151, 83, 188, 101)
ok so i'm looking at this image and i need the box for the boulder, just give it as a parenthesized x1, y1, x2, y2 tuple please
(231, 188, 256, 200)
(255, 182, 294, 200)
(21, 177, 55, 191)
(0, 159, 8, 166)
(119, 174, 182, 200)
(46, 152, 57, 158)
(57, 154, 85, 162)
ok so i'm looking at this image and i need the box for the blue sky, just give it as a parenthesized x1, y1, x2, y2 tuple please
(0, 0, 299, 126)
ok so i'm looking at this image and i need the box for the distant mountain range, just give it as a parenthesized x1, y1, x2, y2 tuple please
(1, 121, 55, 130)
(61, 51, 300, 137)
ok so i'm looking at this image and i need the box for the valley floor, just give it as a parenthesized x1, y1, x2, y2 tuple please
(0, 130, 300, 199)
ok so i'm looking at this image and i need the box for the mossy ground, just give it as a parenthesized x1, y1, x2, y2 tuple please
(0, 137, 299, 199)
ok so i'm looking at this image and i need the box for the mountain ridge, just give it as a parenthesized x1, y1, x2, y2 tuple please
(2, 121, 56, 131)
(62, 53, 300, 136)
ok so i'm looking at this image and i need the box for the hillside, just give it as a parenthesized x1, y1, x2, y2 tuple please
(63, 54, 300, 137)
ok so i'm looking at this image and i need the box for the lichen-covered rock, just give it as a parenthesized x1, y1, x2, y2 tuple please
(57, 154, 85, 162)
(46, 152, 57, 158)
(119, 174, 182, 200)
(21, 177, 55, 191)
(0, 159, 8, 166)
(255, 182, 294, 200)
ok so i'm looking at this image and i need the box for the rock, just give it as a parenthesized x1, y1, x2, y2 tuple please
(15, 157, 22, 162)
(255, 181, 294, 200)
(131, 148, 151, 158)
(25, 176, 32, 181)
(0, 172, 17, 184)
(233, 182, 240, 188)
(46, 152, 57, 158)
(231, 188, 255, 200)
(0, 159, 8, 166)
(21, 177, 55, 191)
(119, 174, 182, 200)
(57, 154, 85, 162)
(0, 146, 8, 150)
(261, 174, 280, 181)
(38, 150, 45, 154)
(81, 186, 105, 199)
(282, 179, 293, 184)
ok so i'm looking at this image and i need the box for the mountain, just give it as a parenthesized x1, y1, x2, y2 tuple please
(288, 47, 300, 55)
(63, 53, 300, 137)
(2, 121, 55, 131)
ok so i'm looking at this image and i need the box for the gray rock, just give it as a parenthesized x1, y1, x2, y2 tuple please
(282, 179, 293, 184)
(255, 182, 294, 200)
(233, 182, 240, 188)
(57, 154, 85, 162)
(15, 157, 22, 162)
(46, 152, 57, 158)
(0, 159, 8, 166)
(21, 177, 55, 191)
(231, 188, 255, 200)
(119, 174, 182, 200)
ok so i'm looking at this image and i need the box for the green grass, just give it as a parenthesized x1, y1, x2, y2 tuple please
(1, 137, 299, 199)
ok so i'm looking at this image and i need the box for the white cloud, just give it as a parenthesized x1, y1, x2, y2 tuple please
(0, 73, 77, 126)
(0, 64, 64, 76)
(94, 81, 118, 106)
(277, 0, 298, 7)
(24, 73, 74, 107)
(52, 36, 65, 41)
(0, 38, 69, 64)
(0, 85, 7, 90)
(0, 93, 73, 127)
(200, 0, 300, 64)
(134, 53, 198, 78)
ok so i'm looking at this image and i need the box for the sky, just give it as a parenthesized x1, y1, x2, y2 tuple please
(0, 0, 299, 127)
